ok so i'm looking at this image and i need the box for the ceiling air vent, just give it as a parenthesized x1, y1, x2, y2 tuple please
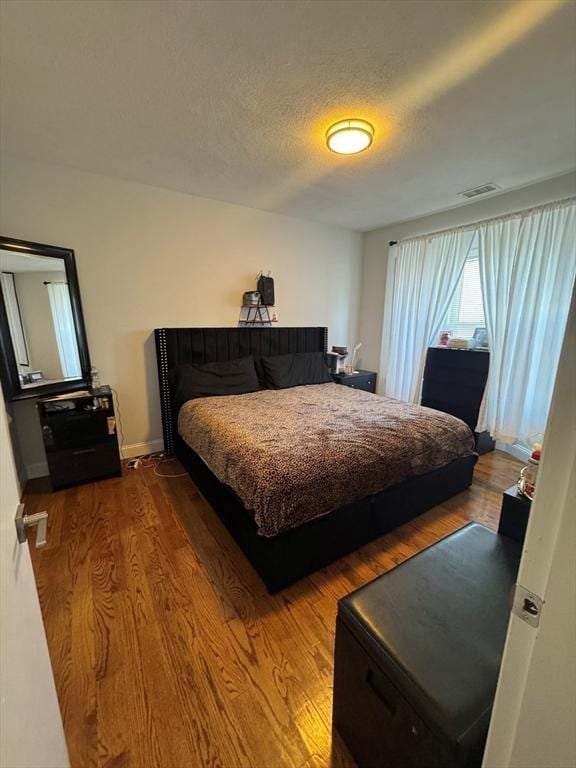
(460, 183, 501, 199)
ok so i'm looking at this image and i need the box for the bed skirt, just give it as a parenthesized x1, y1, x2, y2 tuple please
(175, 436, 478, 593)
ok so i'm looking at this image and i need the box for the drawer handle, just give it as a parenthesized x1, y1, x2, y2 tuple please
(366, 669, 397, 717)
(72, 448, 97, 456)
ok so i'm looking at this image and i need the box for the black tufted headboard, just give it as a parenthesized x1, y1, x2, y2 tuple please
(154, 326, 328, 454)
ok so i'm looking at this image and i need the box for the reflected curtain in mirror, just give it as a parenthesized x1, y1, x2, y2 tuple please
(0, 272, 29, 367)
(45, 281, 81, 378)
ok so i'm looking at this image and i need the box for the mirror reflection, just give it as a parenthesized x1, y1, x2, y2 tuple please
(1, 249, 82, 389)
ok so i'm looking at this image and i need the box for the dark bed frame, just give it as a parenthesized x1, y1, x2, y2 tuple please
(155, 327, 477, 592)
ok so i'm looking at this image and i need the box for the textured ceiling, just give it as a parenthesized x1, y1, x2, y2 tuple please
(1, 0, 575, 231)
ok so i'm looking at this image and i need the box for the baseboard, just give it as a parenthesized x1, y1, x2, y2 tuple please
(121, 439, 165, 460)
(497, 441, 530, 462)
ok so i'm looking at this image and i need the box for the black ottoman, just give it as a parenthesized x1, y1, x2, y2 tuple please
(333, 523, 521, 768)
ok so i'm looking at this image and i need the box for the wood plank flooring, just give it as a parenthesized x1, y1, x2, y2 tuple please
(25, 450, 523, 768)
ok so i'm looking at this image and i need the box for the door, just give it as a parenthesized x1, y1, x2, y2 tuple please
(0, 388, 69, 768)
(483, 290, 576, 768)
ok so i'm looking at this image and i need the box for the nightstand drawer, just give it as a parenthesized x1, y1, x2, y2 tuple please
(47, 443, 121, 489)
(332, 370, 377, 394)
(347, 376, 376, 393)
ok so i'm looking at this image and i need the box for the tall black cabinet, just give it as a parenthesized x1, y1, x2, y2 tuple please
(421, 347, 494, 454)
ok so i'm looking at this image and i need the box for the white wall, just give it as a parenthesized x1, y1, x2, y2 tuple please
(0, 156, 362, 466)
(358, 172, 576, 380)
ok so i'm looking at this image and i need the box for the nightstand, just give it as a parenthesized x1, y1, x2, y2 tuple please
(38, 386, 122, 490)
(498, 484, 531, 545)
(332, 370, 377, 394)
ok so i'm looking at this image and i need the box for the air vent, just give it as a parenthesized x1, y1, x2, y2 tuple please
(460, 183, 501, 199)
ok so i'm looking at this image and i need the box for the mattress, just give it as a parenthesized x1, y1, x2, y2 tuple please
(178, 383, 475, 537)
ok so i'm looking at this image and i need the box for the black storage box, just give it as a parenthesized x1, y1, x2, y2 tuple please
(333, 523, 521, 768)
(498, 484, 531, 545)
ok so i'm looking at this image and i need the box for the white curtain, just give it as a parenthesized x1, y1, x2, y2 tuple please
(478, 200, 576, 443)
(386, 229, 475, 402)
(47, 283, 82, 379)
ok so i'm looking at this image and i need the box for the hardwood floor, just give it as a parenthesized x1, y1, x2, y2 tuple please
(25, 450, 523, 768)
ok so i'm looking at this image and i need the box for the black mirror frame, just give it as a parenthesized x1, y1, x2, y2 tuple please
(0, 235, 92, 401)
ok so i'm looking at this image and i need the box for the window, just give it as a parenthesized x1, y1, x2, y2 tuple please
(442, 234, 485, 340)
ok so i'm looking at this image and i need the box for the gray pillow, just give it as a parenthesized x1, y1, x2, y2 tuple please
(261, 352, 332, 389)
(170, 356, 260, 408)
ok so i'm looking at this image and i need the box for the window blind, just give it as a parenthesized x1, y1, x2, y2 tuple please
(442, 234, 485, 339)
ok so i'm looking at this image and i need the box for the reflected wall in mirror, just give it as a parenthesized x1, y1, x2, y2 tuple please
(0, 237, 91, 400)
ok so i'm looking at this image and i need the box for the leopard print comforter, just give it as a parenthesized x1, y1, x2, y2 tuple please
(178, 383, 475, 537)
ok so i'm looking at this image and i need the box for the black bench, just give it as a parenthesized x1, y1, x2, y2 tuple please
(333, 523, 521, 768)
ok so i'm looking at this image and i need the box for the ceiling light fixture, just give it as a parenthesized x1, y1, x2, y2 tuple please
(326, 119, 374, 154)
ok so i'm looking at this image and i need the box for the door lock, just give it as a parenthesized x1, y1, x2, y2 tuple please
(512, 583, 544, 628)
(15, 504, 48, 549)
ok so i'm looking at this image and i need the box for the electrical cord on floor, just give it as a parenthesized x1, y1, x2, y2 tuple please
(152, 457, 188, 478)
(127, 451, 188, 478)
(110, 387, 125, 460)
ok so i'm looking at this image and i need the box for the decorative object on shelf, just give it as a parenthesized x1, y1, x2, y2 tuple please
(331, 345, 349, 373)
(326, 352, 339, 373)
(438, 330, 452, 346)
(517, 443, 541, 501)
(447, 337, 468, 349)
(22, 370, 43, 385)
(257, 271, 275, 306)
(349, 342, 362, 373)
(238, 271, 278, 327)
(90, 365, 101, 389)
(472, 326, 488, 349)
(242, 290, 261, 307)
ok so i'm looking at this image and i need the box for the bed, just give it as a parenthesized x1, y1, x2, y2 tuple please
(155, 327, 477, 592)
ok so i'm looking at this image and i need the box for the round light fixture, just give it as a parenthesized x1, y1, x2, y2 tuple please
(326, 118, 374, 154)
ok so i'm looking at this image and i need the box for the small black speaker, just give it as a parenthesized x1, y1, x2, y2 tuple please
(257, 273, 275, 306)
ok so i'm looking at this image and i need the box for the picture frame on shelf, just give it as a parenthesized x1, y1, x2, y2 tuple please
(472, 327, 488, 349)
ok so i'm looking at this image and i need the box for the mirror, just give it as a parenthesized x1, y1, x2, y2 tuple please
(0, 236, 91, 400)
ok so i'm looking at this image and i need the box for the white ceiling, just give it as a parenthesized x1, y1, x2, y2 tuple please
(1, 0, 575, 231)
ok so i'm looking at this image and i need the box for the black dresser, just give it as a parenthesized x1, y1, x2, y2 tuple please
(332, 369, 377, 393)
(421, 347, 494, 453)
(38, 386, 122, 489)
